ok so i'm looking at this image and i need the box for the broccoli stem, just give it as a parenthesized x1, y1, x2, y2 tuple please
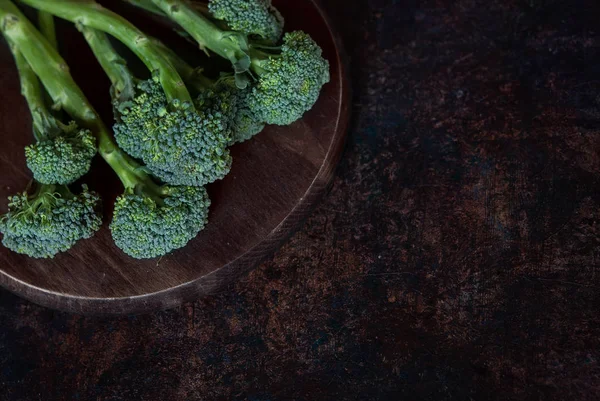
(149, 0, 283, 78)
(150, 37, 215, 90)
(149, 0, 247, 63)
(20, 0, 193, 105)
(124, 0, 209, 18)
(82, 22, 214, 98)
(7, 41, 54, 142)
(29, 183, 75, 209)
(78, 25, 136, 103)
(11, 183, 76, 220)
(16, 183, 56, 218)
(123, 0, 165, 16)
(37, 11, 57, 49)
(123, 0, 229, 37)
(0, 0, 164, 199)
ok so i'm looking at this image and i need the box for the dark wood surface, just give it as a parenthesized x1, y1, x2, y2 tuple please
(0, 0, 349, 315)
(2, 0, 600, 400)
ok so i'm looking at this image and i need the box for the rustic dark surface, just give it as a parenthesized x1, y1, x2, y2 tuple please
(2, 0, 600, 399)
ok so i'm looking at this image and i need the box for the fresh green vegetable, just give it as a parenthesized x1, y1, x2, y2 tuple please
(209, 0, 283, 43)
(116, 0, 327, 125)
(137, 0, 330, 126)
(1, 0, 330, 260)
(0, 5, 101, 258)
(5, 34, 95, 185)
(0, 0, 210, 259)
(21, 0, 233, 187)
(0, 7, 100, 260)
(125, 0, 284, 43)
(150, 37, 265, 144)
(0, 182, 102, 259)
(37, 11, 58, 49)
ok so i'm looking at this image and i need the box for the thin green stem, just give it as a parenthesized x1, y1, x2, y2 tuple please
(149, 0, 246, 62)
(6, 40, 54, 141)
(37, 11, 57, 49)
(31, 182, 56, 200)
(37, 11, 60, 115)
(151, 37, 214, 90)
(79, 25, 136, 102)
(123, 0, 165, 16)
(20, 0, 192, 104)
(0, 0, 150, 190)
(125, 0, 210, 23)
(125, 0, 230, 35)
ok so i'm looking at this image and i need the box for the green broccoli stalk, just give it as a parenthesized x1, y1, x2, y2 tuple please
(5, 35, 95, 185)
(125, 0, 284, 43)
(1, 0, 210, 259)
(121, 0, 327, 125)
(21, 0, 233, 187)
(37, 11, 57, 49)
(139, 0, 329, 126)
(151, 37, 265, 144)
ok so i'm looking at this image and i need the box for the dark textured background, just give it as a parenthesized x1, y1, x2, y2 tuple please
(2, 0, 600, 399)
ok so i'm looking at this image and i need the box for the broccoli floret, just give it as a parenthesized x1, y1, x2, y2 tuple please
(113, 76, 232, 186)
(151, 38, 265, 144)
(231, 87, 265, 143)
(10, 42, 96, 185)
(20, 1, 233, 187)
(247, 31, 330, 125)
(111, 184, 210, 259)
(208, 0, 284, 42)
(0, 183, 102, 258)
(132, 0, 330, 125)
(25, 121, 96, 185)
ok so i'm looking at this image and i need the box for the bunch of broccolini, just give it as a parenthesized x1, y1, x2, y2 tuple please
(0, 0, 329, 260)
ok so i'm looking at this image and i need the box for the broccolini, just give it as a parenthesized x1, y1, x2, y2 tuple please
(7, 35, 95, 185)
(125, 0, 284, 43)
(151, 37, 265, 144)
(1, 0, 210, 259)
(0, 4, 101, 258)
(22, 0, 233, 187)
(0, 183, 102, 258)
(140, 0, 330, 126)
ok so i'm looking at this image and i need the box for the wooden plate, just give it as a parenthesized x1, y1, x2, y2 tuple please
(0, 0, 349, 315)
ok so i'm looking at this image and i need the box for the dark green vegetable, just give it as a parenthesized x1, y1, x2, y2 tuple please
(22, 0, 233, 187)
(0, 183, 102, 258)
(79, 0, 329, 126)
(144, 0, 330, 126)
(0, 3, 101, 258)
(150, 37, 265, 144)
(1, 0, 210, 259)
(6, 34, 95, 185)
(125, 0, 284, 42)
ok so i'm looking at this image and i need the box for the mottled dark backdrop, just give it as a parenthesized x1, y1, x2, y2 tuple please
(2, 0, 600, 400)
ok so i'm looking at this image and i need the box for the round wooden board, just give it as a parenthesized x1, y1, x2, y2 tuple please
(0, 0, 350, 315)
